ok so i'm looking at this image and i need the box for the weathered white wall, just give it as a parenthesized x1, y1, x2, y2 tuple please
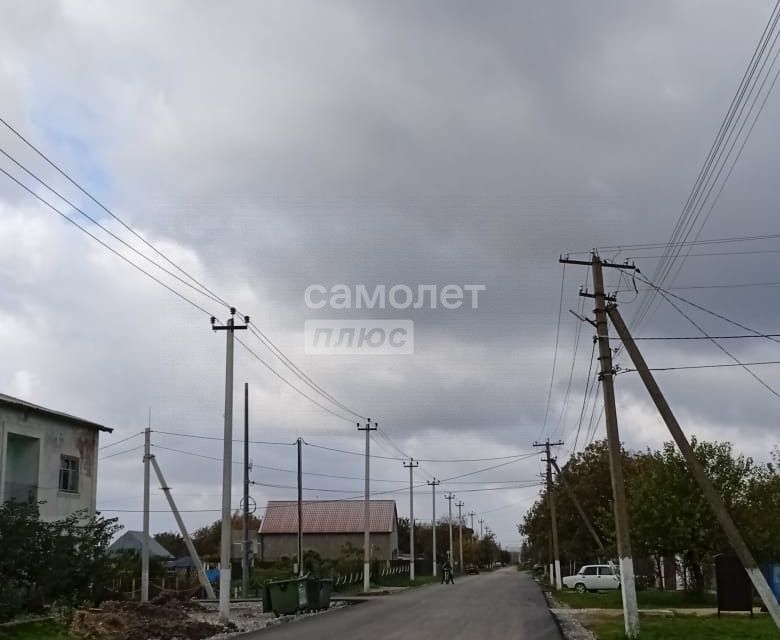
(0, 406, 101, 522)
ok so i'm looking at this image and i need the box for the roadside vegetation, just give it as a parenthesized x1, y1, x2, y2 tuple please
(0, 501, 121, 622)
(521, 439, 780, 597)
(583, 613, 776, 640)
(555, 588, 715, 610)
(0, 620, 78, 640)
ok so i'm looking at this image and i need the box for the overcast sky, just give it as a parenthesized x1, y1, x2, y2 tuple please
(1, 0, 780, 549)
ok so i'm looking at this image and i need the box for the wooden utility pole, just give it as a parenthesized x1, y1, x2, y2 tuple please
(560, 253, 639, 638)
(608, 302, 780, 629)
(534, 439, 564, 589)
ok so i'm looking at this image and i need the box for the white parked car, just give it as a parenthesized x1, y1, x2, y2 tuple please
(562, 564, 620, 593)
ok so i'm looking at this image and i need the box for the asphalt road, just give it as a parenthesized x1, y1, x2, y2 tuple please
(244, 569, 561, 640)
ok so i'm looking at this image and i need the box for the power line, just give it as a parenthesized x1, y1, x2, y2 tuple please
(591, 231, 780, 253)
(153, 430, 296, 446)
(0, 146, 228, 308)
(569, 339, 597, 455)
(0, 166, 221, 318)
(99, 431, 143, 450)
(628, 248, 780, 259)
(235, 336, 355, 423)
(634, 333, 780, 341)
(631, 1, 780, 332)
(153, 443, 409, 483)
(99, 445, 145, 460)
(540, 263, 566, 438)
(0, 119, 367, 425)
(0, 117, 232, 309)
(623, 361, 780, 372)
(440, 453, 539, 482)
(301, 439, 535, 463)
(247, 323, 366, 420)
(637, 274, 780, 347)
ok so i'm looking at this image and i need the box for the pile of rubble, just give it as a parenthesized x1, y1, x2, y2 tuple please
(71, 596, 230, 640)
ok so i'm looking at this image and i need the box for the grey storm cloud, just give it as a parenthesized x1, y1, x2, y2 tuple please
(0, 0, 779, 545)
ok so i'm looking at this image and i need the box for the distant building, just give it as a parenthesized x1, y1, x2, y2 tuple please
(231, 528, 259, 561)
(0, 393, 112, 521)
(108, 530, 173, 559)
(259, 499, 399, 561)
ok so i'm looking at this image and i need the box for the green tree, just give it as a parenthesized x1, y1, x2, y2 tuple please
(154, 531, 188, 558)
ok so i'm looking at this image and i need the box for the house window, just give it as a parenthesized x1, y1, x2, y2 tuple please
(59, 456, 79, 493)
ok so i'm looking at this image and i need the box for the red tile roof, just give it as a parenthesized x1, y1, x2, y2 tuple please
(260, 500, 397, 534)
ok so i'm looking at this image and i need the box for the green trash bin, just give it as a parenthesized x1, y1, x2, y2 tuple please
(305, 577, 333, 610)
(317, 578, 333, 610)
(265, 577, 310, 615)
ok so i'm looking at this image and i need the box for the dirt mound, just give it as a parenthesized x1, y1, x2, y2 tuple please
(71, 600, 224, 640)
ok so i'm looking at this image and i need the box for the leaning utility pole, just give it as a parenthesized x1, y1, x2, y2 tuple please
(141, 426, 151, 602)
(456, 500, 465, 574)
(561, 253, 639, 638)
(242, 383, 250, 598)
(550, 458, 605, 553)
(427, 478, 440, 577)
(445, 493, 455, 567)
(534, 438, 564, 590)
(403, 459, 419, 581)
(150, 455, 216, 599)
(358, 419, 377, 593)
(297, 437, 303, 576)
(608, 302, 780, 629)
(211, 308, 248, 623)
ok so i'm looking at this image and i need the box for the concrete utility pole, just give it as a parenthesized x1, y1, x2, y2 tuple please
(403, 459, 419, 581)
(427, 478, 440, 576)
(297, 437, 304, 577)
(242, 383, 250, 597)
(141, 426, 151, 602)
(456, 500, 465, 574)
(358, 419, 377, 593)
(468, 511, 476, 534)
(150, 455, 216, 599)
(445, 493, 455, 567)
(561, 253, 639, 638)
(479, 518, 484, 538)
(534, 439, 564, 590)
(608, 302, 780, 629)
(211, 308, 248, 623)
(550, 458, 605, 553)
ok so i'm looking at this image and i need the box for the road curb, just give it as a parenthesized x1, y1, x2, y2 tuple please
(540, 588, 567, 640)
(541, 587, 596, 640)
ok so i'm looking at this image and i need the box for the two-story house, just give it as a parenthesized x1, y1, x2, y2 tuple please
(0, 393, 112, 521)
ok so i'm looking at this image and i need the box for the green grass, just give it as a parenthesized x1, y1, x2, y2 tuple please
(0, 620, 77, 640)
(555, 588, 715, 610)
(585, 613, 776, 640)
